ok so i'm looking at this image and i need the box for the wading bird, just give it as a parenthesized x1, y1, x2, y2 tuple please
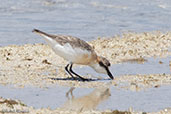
(32, 29, 113, 81)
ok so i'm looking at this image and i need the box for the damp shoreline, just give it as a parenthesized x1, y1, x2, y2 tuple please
(0, 31, 171, 113)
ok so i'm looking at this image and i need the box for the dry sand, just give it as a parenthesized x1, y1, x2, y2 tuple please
(0, 31, 171, 113)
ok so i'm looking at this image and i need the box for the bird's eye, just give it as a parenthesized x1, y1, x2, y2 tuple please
(99, 61, 105, 67)
(108, 63, 111, 66)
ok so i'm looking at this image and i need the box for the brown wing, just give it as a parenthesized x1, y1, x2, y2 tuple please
(52, 35, 93, 51)
(33, 29, 94, 51)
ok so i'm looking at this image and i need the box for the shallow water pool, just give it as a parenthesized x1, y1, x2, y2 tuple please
(0, 84, 170, 112)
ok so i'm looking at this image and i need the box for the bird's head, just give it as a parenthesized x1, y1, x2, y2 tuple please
(90, 56, 114, 80)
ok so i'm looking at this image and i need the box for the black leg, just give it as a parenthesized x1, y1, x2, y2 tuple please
(69, 63, 89, 81)
(65, 64, 76, 79)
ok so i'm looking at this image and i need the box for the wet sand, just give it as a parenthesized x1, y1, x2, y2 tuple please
(0, 31, 171, 88)
(0, 31, 171, 113)
(0, 96, 171, 114)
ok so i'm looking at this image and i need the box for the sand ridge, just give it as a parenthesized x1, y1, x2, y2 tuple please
(0, 31, 171, 113)
(0, 31, 171, 88)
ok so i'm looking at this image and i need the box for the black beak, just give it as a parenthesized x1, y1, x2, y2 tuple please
(105, 67, 114, 80)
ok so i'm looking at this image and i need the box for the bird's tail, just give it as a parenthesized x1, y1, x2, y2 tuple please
(32, 29, 57, 46)
(32, 29, 50, 37)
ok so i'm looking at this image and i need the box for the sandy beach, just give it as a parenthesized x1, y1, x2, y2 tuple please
(0, 31, 171, 113)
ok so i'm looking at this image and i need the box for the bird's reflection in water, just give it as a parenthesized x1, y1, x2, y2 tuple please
(62, 87, 111, 111)
(170, 61, 171, 72)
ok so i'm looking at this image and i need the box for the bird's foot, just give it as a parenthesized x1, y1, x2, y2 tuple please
(79, 77, 90, 82)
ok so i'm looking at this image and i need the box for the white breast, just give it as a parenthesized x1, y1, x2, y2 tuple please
(90, 63, 107, 74)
